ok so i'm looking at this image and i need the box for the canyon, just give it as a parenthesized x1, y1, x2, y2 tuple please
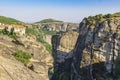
(0, 12, 120, 80)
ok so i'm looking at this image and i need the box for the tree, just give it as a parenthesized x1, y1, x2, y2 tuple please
(9, 27, 14, 35)
(95, 14, 103, 23)
(104, 14, 113, 18)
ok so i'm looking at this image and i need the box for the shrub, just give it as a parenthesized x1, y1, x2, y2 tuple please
(95, 14, 103, 23)
(104, 14, 113, 18)
(0, 29, 2, 34)
(1, 27, 17, 40)
(12, 50, 31, 65)
(8, 33, 17, 40)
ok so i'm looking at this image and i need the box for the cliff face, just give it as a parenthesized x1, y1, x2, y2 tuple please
(51, 14, 120, 80)
(79, 17, 120, 69)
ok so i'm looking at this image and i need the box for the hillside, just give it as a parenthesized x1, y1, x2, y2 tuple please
(35, 18, 63, 24)
(0, 16, 23, 25)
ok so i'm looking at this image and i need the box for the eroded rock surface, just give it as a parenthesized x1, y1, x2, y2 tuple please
(51, 14, 120, 80)
(0, 35, 53, 80)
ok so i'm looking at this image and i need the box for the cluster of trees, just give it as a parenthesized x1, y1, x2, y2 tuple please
(0, 27, 17, 39)
(86, 13, 113, 26)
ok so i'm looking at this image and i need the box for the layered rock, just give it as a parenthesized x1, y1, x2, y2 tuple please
(0, 34, 53, 80)
(51, 14, 120, 80)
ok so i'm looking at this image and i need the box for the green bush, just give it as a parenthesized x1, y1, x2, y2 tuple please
(95, 14, 103, 23)
(8, 33, 17, 40)
(1, 28, 17, 40)
(0, 29, 2, 34)
(12, 50, 31, 65)
(104, 14, 113, 18)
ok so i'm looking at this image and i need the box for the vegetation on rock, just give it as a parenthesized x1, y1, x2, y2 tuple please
(0, 27, 17, 40)
(12, 50, 31, 65)
(26, 25, 53, 54)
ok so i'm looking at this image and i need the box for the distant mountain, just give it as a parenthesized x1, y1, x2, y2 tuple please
(0, 16, 24, 25)
(35, 18, 63, 23)
(34, 18, 79, 32)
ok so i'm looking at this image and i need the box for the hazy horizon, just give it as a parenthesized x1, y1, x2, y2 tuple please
(0, 0, 120, 23)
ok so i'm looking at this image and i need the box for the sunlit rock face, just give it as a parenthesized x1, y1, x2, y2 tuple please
(0, 34, 53, 80)
(79, 18, 120, 72)
(51, 14, 120, 80)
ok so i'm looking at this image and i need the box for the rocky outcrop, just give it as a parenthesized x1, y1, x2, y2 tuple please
(0, 56, 42, 80)
(79, 17, 120, 74)
(51, 14, 120, 80)
(34, 22, 79, 32)
(0, 34, 53, 80)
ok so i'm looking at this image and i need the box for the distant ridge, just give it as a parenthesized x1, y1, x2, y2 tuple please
(35, 18, 63, 23)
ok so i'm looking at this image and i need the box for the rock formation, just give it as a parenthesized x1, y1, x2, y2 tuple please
(34, 19, 79, 32)
(0, 34, 53, 80)
(51, 13, 120, 80)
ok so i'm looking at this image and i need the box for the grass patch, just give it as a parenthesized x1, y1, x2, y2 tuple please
(25, 26, 39, 35)
(42, 29, 57, 35)
(12, 50, 31, 65)
(0, 16, 22, 25)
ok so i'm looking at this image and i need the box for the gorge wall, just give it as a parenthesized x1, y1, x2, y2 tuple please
(51, 14, 120, 80)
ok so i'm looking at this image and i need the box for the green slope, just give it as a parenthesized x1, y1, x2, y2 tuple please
(0, 16, 23, 25)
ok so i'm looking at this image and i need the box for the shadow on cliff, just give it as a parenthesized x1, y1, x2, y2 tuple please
(80, 62, 108, 80)
(48, 34, 120, 80)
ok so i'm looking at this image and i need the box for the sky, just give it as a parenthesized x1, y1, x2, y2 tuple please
(0, 0, 120, 23)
